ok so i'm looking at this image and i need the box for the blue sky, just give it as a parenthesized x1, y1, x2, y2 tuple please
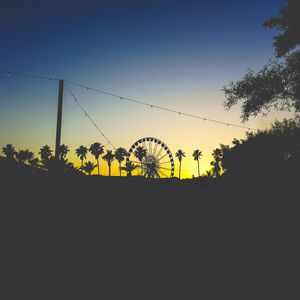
(1, 0, 283, 76)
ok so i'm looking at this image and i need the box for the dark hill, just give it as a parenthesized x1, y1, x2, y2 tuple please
(0, 158, 299, 299)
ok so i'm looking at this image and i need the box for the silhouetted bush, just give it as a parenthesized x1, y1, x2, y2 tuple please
(217, 119, 300, 180)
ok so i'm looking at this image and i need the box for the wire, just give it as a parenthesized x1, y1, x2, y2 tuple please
(65, 80, 255, 130)
(0, 69, 256, 131)
(0, 69, 59, 81)
(65, 84, 116, 149)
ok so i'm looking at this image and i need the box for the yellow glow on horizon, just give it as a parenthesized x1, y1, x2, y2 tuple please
(10, 145, 214, 179)
(1, 110, 293, 179)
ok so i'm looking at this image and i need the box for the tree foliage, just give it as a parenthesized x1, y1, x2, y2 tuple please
(81, 161, 96, 176)
(114, 147, 127, 176)
(175, 149, 185, 179)
(121, 161, 138, 176)
(192, 149, 202, 177)
(263, 0, 300, 58)
(75, 145, 88, 166)
(102, 150, 115, 176)
(215, 119, 300, 177)
(2, 144, 16, 160)
(89, 142, 104, 175)
(223, 0, 300, 121)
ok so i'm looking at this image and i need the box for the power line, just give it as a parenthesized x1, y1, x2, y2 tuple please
(0, 69, 256, 131)
(65, 84, 116, 149)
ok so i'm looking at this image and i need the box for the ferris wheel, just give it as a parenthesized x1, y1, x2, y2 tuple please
(126, 137, 175, 178)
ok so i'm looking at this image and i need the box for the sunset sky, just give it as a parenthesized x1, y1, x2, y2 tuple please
(0, 0, 293, 177)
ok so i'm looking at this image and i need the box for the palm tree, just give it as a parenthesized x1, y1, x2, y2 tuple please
(2, 144, 16, 160)
(15, 150, 26, 164)
(25, 150, 34, 164)
(57, 144, 69, 160)
(75, 145, 88, 167)
(211, 148, 223, 177)
(16, 149, 33, 164)
(121, 161, 138, 176)
(89, 142, 104, 175)
(46, 157, 78, 174)
(39, 145, 53, 164)
(81, 161, 96, 176)
(175, 149, 185, 179)
(205, 169, 214, 178)
(29, 157, 40, 168)
(102, 150, 115, 176)
(134, 146, 147, 174)
(192, 149, 203, 177)
(114, 147, 127, 176)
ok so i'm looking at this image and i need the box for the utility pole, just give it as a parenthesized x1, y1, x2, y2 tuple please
(55, 79, 64, 158)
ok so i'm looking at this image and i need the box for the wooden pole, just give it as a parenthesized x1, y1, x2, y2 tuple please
(55, 79, 64, 158)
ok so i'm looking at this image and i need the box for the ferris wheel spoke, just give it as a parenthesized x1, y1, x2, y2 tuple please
(159, 166, 171, 171)
(159, 160, 171, 165)
(142, 142, 148, 154)
(156, 146, 164, 159)
(153, 142, 158, 156)
(158, 153, 168, 161)
(149, 141, 152, 155)
(158, 169, 168, 178)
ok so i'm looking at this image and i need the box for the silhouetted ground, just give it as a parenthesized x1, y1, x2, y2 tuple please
(0, 157, 299, 299)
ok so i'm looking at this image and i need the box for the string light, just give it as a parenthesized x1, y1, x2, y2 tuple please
(0, 69, 257, 131)
(65, 84, 116, 149)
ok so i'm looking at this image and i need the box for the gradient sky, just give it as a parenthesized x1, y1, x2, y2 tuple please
(0, 0, 293, 177)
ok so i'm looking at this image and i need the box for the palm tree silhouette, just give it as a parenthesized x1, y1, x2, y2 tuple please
(16, 149, 33, 164)
(39, 145, 53, 164)
(29, 157, 40, 168)
(102, 150, 115, 176)
(75, 145, 88, 167)
(192, 149, 203, 177)
(114, 147, 127, 176)
(205, 169, 213, 178)
(175, 149, 185, 179)
(134, 146, 147, 175)
(25, 150, 34, 164)
(121, 161, 138, 176)
(211, 148, 223, 177)
(57, 144, 69, 160)
(2, 144, 16, 160)
(81, 161, 96, 175)
(89, 142, 104, 175)
(144, 163, 160, 178)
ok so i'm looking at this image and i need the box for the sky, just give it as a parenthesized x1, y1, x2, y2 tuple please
(0, 0, 293, 177)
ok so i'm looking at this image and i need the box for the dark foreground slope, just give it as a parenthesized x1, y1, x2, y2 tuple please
(0, 166, 299, 299)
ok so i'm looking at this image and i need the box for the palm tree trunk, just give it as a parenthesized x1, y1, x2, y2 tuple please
(179, 161, 181, 179)
(108, 164, 111, 176)
(119, 162, 121, 177)
(197, 159, 200, 177)
(97, 158, 100, 175)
